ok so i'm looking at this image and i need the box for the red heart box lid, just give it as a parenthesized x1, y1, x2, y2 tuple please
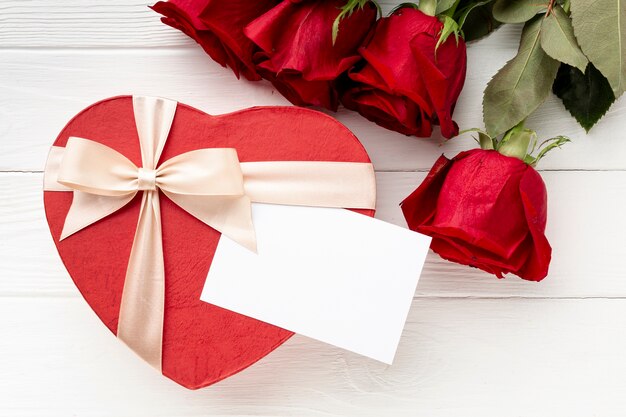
(43, 96, 375, 389)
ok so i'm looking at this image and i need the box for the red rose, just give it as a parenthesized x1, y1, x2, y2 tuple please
(342, 8, 466, 138)
(244, 0, 377, 110)
(401, 149, 551, 281)
(151, 0, 277, 81)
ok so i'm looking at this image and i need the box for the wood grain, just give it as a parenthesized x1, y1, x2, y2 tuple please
(3, 296, 626, 416)
(4, 171, 625, 298)
(2, 29, 625, 172)
(0, 0, 517, 47)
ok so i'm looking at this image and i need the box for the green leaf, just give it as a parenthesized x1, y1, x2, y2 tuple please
(418, 0, 438, 15)
(456, 0, 501, 42)
(540, 5, 588, 72)
(552, 63, 616, 132)
(456, 0, 493, 27)
(570, 0, 626, 97)
(436, 0, 458, 14)
(492, 0, 548, 24)
(483, 16, 561, 136)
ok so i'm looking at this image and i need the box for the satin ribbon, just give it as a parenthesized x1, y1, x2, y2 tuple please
(44, 96, 376, 371)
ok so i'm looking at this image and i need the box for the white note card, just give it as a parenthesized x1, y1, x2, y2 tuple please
(200, 203, 431, 364)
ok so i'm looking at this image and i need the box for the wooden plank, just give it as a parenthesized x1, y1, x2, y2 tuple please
(0, 0, 517, 48)
(2, 31, 625, 172)
(0, 1, 187, 48)
(3, 171, 625, 298)
(2, 296, 625, 416)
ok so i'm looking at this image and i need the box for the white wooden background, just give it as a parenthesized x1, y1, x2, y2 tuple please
(2, 1, 626, 416)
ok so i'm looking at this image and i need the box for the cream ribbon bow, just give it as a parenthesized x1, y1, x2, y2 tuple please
(44, 96, 376, 371)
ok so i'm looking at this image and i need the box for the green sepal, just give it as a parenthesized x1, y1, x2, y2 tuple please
(332, 0, 381, 45)
(498, 128, 536, 160)
(461, 123, 570, 167)
(524, 136, 571, 166)
(461, 128, 496, 150)
(436, 15, 462, 49)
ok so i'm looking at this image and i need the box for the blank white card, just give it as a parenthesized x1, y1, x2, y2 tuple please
(201, 204, 431, 364)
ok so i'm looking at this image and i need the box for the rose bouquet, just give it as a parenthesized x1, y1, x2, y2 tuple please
(152, 0, 624, 281)
(152, 0, 468, 138)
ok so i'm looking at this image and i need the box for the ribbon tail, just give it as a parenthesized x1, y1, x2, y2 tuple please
(133, 96, 177, 168)
(116, 190, 165, 371)
(60, 191, 136, 240)
(163, 191, 257, 252)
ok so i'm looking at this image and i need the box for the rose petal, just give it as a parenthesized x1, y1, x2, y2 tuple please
(256, 62, 338, 110)
(516, 167, 551, 281)
(401, 154, 454, 227)
(243, 0, 375, 110)
(343, 87, 431, 135)
(429, 234, 506, 278)
(245, 0, 376, 80)
(409, 33, 466, 138)
(153, 0, 276, 80)
(431, 151, 529, 258)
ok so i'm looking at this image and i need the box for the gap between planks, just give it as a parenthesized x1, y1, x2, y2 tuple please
(3, 171, 626, 299)
(3, 292, 626, 300)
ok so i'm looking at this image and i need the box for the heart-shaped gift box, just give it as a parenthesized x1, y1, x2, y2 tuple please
(43, 96, 376, 389)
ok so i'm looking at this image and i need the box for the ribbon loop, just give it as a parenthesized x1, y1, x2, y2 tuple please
(155, 148, 245, 197)
(58, 137, 139, 197)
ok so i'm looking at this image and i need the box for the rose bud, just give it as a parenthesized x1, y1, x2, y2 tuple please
(341, 7, 466, 138)
(152, 0, 278, 81)
(244, 0, 377, 111)
(401, 126, 569, 281)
